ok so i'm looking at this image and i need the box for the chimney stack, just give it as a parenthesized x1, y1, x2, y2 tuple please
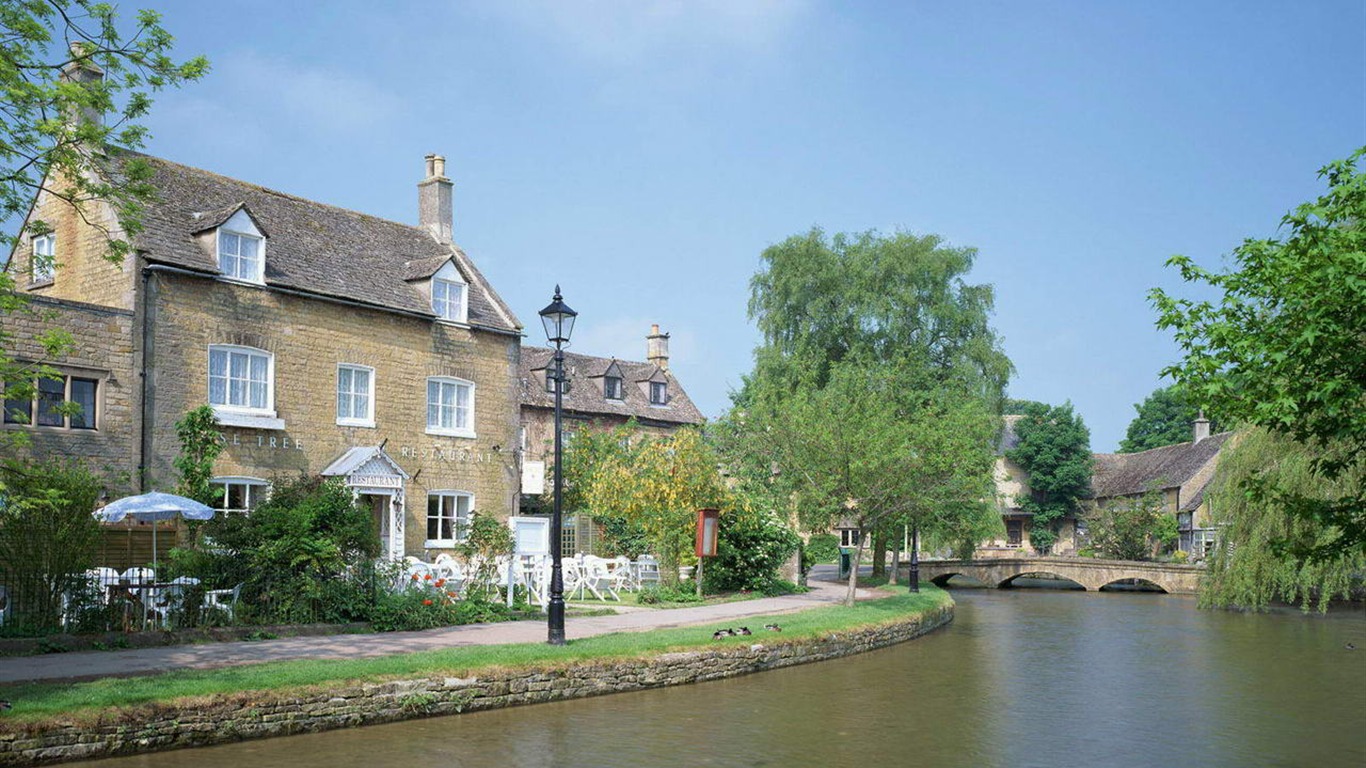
(59, 42, 104, 129)
(646, 324, 670, 371)
(418, 153, 452, 244)
(1193, 412, 1211, 443)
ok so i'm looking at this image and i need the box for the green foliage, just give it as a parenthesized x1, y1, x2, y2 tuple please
(0, 458, 106, 635)
(581, 427, 729, 587)
(0, 4, 206, 443)
(558, 421, 650, 557)
(172, 406, 222, 505)
(1086, 490, 1174, 561)
(168, 476, 380, 624)
(455, 512, 513, 599)
(1200, 429, 1365, 612)
(1119, 385, 1217, 453)
(371, 587, 511, 633)
(732, 227, 1010, 605)
(1006, 401, 1092, 554)
(634, 583, 703, 605)
(805, 533, 840, 563)
(1152, 148, 1366, 558)
(703, 499, 800, 593)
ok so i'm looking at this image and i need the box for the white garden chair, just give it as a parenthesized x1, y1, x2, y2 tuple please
(203, 582, 242, 622)
(635, 556, 661, 587)
(122, 567, 155, 584)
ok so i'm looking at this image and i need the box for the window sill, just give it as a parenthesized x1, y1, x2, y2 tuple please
(425, 428, 476, 439)
(434, 317, 471, 328)
(424, 540, 466, 549)
(27, 279, 54, 290)
(213, 408, 286, 430)
(337, 419, 376, 429)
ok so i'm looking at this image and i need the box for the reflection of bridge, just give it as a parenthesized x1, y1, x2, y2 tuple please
(917, 557, 1203, 595)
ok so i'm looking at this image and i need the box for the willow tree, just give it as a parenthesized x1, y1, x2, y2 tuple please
(582, 427, 729, 589)
(1200, 429, 1365, 612)
(1152, 148, 1366, 558)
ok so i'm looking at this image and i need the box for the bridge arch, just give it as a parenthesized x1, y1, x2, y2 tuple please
(1098, 578, 1169, 594)
(998, 571, 1087, 590)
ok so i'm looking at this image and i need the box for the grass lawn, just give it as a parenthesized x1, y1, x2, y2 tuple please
(0, 586, 950, 726)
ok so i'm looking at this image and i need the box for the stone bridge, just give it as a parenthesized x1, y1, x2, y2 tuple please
(916, 557, 1204, 595)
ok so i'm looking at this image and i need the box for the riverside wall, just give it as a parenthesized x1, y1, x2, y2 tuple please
(0, 603, 952, 766)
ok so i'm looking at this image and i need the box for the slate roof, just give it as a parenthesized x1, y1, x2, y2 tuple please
(1091, 432, 1234, 499)
(519, 346, 704, 426)
(120, 151, 520, 334)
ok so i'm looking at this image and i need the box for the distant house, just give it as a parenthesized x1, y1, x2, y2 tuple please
(979, 415, 1080, 557)
(517, 325, 704, 540)
(1091, 418, 1234, 559)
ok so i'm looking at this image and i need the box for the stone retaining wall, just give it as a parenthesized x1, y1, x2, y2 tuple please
(0, 603, 952, 766)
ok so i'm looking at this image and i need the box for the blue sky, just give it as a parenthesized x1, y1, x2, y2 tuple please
(123, 1, 1366, 450)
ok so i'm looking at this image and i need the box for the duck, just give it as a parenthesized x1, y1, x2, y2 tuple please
(764, 623, 782, 632)
(738, 627, 752, 636)
(712, 630, 728, 640)
(1347, 642, 1357, 651)
(0, 701, 11, 711)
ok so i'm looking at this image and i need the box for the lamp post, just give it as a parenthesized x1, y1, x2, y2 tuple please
(539, 285, 576, 646)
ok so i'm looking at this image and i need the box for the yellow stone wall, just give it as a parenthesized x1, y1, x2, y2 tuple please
(12, 180, 136, 310)
(144, 270, 521, 556)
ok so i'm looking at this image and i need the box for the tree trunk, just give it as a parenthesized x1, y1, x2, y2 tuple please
(871, 531, 888, 578)
(889, 533, 902, 586)
(845, 530, 866, 607)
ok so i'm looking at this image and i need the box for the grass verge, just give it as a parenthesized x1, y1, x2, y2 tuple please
(0, 586, 950, 727)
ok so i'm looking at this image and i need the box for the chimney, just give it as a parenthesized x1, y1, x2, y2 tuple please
(1193, 412, 1211, 443)
(59, 42, 104, 128)
(418, 154, 452, 244)
(646, 324, 670, 370)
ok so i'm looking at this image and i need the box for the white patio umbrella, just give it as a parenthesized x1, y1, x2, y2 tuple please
(94, 492, 216, 571)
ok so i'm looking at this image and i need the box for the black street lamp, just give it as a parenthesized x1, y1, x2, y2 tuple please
(539, 285, 576, 645)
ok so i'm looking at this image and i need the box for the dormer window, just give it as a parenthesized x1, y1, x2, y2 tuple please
(649, 381, 667, 405)
(432, 278, 466, 322)
(31, 234, 55, 284)
(216, 209, 266, 284)
(605, 376, 624, 400)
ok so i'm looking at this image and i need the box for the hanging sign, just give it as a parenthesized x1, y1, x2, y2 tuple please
(695, 508, 720, 558)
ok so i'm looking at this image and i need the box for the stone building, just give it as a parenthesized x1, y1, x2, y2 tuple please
(4, 149, 522, 561)
(516, 326, 704, 539)
(978, 414, 1080, 557)
(1090, 418, 1234, 559)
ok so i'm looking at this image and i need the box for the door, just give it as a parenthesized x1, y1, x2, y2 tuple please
(362, 494, 392, 555)
(1006, 519, 1024, 547)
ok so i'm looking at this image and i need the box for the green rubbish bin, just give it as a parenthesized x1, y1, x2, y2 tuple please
(838, 547, 854, 579)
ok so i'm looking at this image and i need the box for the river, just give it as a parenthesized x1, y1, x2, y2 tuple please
(73, 586, 1366, 768)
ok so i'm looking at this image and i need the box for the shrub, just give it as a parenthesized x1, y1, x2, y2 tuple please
(0, 458, 107, 636)
(371, 577, 512, 632)
(636, 584, 703, 604)
(455, 512, 514, 600)
(168, 475, 380, 624)
(703, 504, 800, 594)
(805, 533, 840, 564)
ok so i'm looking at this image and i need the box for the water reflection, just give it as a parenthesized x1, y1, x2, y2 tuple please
(72, 590, 1366, 768)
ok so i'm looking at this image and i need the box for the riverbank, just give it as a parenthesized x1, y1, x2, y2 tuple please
(0, 587, 952, 766)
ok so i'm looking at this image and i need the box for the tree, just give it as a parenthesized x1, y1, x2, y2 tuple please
(1087, 490, 1176, 561)
(1118, 385, 1217, 453)
(1, 3, 206, 444)
(1006, 401, 1092, 554)
(172, 406, 222, 505)
(1151, 147, 1366, 559)
(1199, 429, 1365, 612)
(731, 228, 1012, 603)
(581, 427, 729, 590)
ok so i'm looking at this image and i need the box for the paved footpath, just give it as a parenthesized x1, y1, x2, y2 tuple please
(0, 573, 873, 686)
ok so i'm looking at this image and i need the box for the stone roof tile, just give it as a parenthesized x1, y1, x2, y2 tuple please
(1091, 432, 1234, 499)
(519, 346, 704, 426)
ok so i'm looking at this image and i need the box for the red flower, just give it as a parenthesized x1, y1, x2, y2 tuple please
(411, 574, 420, 581)
(424, 573, 432, 581)
(434, 578, 446, 588)
(423, 599, 433, 606)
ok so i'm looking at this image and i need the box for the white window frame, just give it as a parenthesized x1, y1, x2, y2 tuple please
(31, 234, 55, 284)
(426, 376, 475, 438)
(426, 490, 473, 547)
(649, 380, 668, 405)
(336, 364, 375, 428)
(212, 477, 269, 514)
(431, 277, 468, 324)
(208, 344, 275, 416)
(217, 227, 265, 284)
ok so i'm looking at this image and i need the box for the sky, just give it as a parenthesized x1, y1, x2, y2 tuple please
(101, 1, 1366, 450)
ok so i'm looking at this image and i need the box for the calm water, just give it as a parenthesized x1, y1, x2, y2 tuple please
(74, 588, 1366, 768)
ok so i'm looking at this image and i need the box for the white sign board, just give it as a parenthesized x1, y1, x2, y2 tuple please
(509, 516, 550, 555)
(521, 460, 546, 495)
